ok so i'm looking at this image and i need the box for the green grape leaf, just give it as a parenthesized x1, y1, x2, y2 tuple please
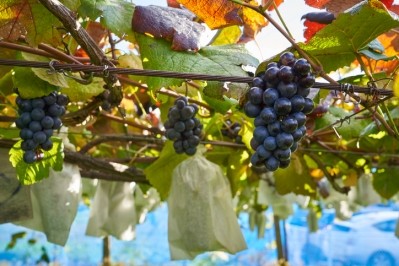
(211, 26, 241, 46)
(62, 76, 105, 102)
(0, 71, 14, 96)
(13, 67, 58, 99)
(274, 154, 317, 197)
(136, 34, 258, 94)
(143, 141, 188, 200)
(21, 53, 69, 88)
(373, 167, 399, 199)
(301, 1, 399, 72)
(201, 94, 233, 114)
(9, 138, 64, 185)
(78, 0, 135, 39)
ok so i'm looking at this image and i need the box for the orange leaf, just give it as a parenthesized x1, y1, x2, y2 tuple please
(177, 0, 273, 41)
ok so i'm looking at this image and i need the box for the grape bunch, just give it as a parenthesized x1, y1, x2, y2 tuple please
(15, 92, 69, 164)
(244, 52, 315, 171)
(221, 120, 243, 144)
(164, 97, 203, 155)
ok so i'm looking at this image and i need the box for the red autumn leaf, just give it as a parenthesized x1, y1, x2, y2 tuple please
(303, 20, 327, 42)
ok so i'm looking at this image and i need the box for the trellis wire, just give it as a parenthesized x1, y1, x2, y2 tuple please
(0, 58, 393, 96)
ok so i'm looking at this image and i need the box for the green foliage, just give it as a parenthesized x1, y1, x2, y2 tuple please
(301, 1, 399, 72)
(373, 166, 399, 199)
(144, 141, 188, 200)
(274, 154, 317, 197)
(136, 34, 258, 90)
(9, 138, 64, 185)
(78, 0, 135, 40)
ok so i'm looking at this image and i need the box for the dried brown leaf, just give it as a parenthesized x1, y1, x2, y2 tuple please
(131, 5, 205, 51)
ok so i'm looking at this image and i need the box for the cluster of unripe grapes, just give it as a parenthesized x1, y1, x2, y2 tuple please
(165, 97, 202, 155)
(15, 92, 68, 164)
(221, 120, 243, 144)
(245, 52, 315, 171)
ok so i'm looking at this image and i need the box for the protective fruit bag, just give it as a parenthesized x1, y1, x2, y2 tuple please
(167, 148, 247, 260)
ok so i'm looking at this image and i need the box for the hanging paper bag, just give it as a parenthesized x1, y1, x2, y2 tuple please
(167, 149, 247, 260)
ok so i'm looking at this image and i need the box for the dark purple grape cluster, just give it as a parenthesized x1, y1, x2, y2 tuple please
(164, 97, 202, 156)
(15, 92, 69, 164)
(244, 52, 315, 171)
(221, 120, 243, 144)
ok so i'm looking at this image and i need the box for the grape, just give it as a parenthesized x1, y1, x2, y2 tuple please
(260, 107, 277, 124)
(31, 98, 45, 109)
(56, 94, 69, 106)
(188, 135, 200, 146)
(292, 128, 305, 142)
(21, 139, 37, 151)
(279, 159, 291, 168)
(244, 102, 262, 118)
(41, 116, 54, 129)
(263, 67, 280, 86)
(249, 87, 264, 105)
(31, 108, 45, 121)
(267, 62, 278, 69)
(47, 104, 63, 117)
(279, 52, 296, 67)
(278, 82, 297, 98)
(43, 129, 53, 138)
(166, 129, 181, 140)
(175, 99, 186, 109)
(267, 121, 281, 136)
(29, 121, 42, 132)
(278, 66, 294, 83)
(290, 95, 306, 112)
(185, 119, 195, 131)
(254, 116, 267, 127)
(290, 112, 307, 127)
(281, 117, 298, 133)
(33, 131, 47, 144)
(23, 150, 37, 164)
(181, 106, 195, 120)
(43, 93, 57, 105)
(293, 59, 311, 76)
(193, 127, 202, 136)
(20, 128, 33, 140)
(221, 120, 243, 143)
(276, 133, 294, 149)
(298, 73, 315, 88)
(173, 140, 183, 153)
(52, 117, 62, 130)
(302, 98, 315, 114)
(18, 112, 32, 127)
(250, 153, 261, 166)
(265, 156, 280, 171)
(274, 98, 292, 115)
(40, 139, 53, 151)
(263, 136, 277, 151)
(253, 126, 269, 143)
(263, 88, 279, 106)
(174, 121, 186, 132)
(256, 145, 271, 159)
(274, 148, 291, 161)
(183, 130, 194, 138)
(252, 77, 264, 88)
(19, 99, 33, 112)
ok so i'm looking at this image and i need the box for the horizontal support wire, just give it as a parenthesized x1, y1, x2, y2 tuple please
(0, 58, 393, 96)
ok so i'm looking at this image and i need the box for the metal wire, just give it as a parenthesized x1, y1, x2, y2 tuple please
(0, 58, 394, 96)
